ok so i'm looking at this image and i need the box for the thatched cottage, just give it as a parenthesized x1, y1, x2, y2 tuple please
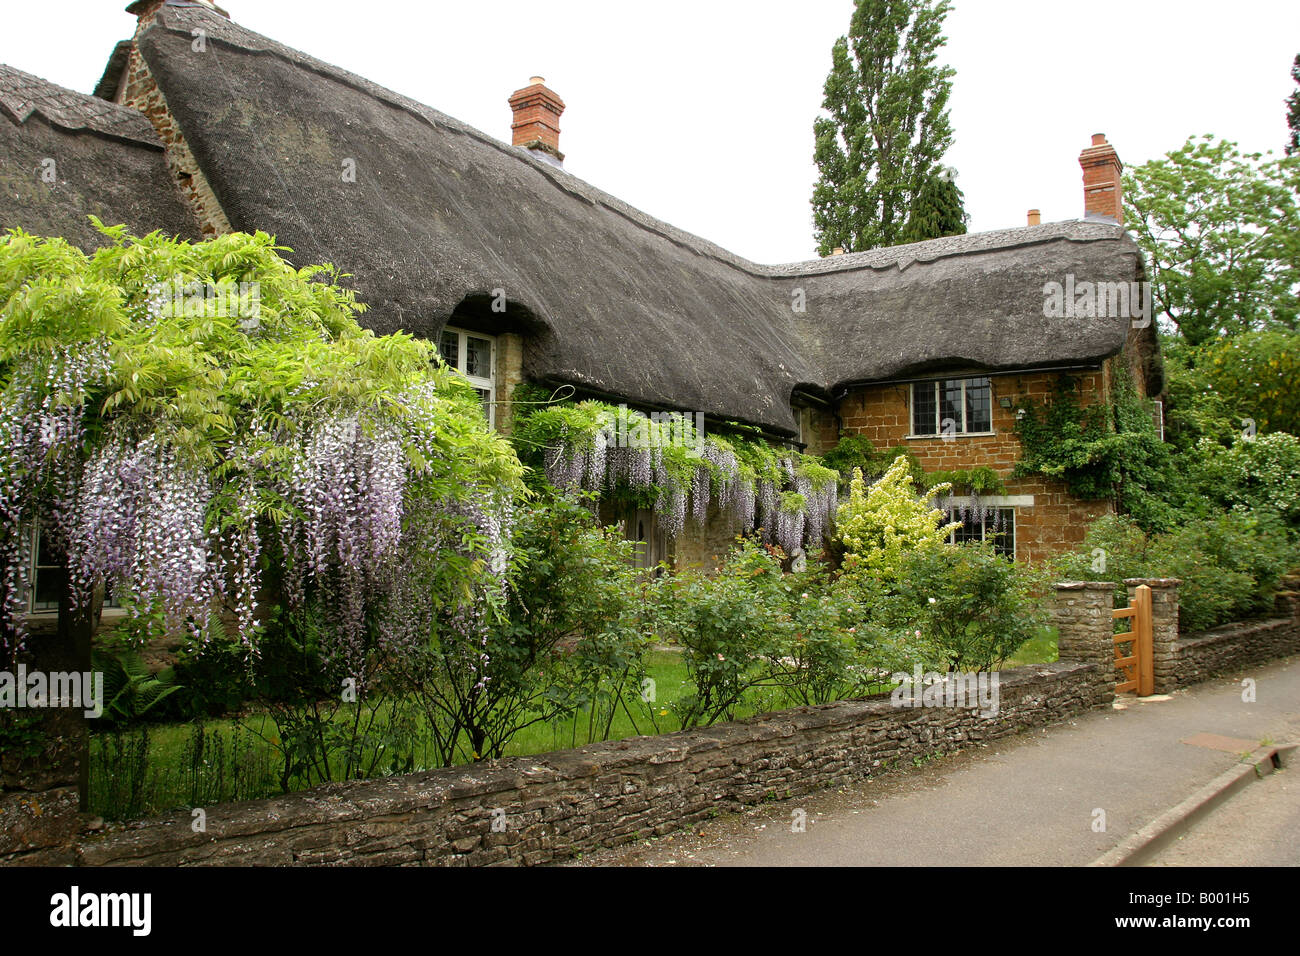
(1, 0, 1162, 585)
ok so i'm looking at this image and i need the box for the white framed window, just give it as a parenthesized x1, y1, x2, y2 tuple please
(438, 327, 496, 426)
(910, 376, 993, 437)
(947, 507, 1015, 559)
(23, 525, 119, 613)
(27, 525, 65, 613)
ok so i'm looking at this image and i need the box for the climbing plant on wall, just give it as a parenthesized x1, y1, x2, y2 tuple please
(510, 393, 840, 555)
(1012, 370, 1179, 531)
(0, 224, 523, 683)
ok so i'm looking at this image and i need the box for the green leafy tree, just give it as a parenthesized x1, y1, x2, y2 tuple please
(899, 167, 968, 243)
(812, 0, 957, 254)
(1198, 329, 1300, 436)
(1124, 136, 1300, 346)
(1287, 54, 1299, 156)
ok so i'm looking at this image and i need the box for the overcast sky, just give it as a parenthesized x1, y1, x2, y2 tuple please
(4, 0, 1298, 263)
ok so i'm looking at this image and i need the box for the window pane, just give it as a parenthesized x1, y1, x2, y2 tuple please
(988, 509, 1015, 559)
(33, 565, 65, 611)
(912, 383, 936, 435)
(438, 331, 458, 368)
(948, 509, 983, 545)
(473, 388, 492, 419)
(940, 380, 964, 435)
(965, 377, 991, 432)
(36, 530, 58, 567)
(465, 337, 491, 378)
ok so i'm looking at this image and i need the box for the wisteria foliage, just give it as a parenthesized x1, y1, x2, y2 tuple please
(0, 227, 523, 682)
(528, 401, 840, 552)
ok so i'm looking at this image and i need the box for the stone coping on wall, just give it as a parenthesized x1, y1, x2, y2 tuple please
(1170, 616, 1299, 691)
(1179, 616, 1293, 648)
(68, 660, 1104, 867)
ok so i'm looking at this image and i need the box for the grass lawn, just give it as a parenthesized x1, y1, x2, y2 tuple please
(1004, 626, 1059, 668)
(89, 631, 1060, 821)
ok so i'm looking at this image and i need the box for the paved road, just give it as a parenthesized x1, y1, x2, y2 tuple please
(1146, 764, 1299, 866)
(574, 655, 1300, 867)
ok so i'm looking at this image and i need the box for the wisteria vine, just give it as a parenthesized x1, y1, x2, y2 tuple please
(526, 401, 840, 553)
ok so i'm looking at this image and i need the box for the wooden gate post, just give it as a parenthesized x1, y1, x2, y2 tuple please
(1134, 584, 1154, 696)
(1126, 578, 1181, 694)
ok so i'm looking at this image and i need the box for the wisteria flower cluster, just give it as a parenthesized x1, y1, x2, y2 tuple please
(527, 400, 840, 552)
(1, 227, 525, 684)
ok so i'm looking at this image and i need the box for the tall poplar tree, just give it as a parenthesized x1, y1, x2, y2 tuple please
(900, 168, 968, 243)
(812, 0, 958, 254)
(1287, 53, 1299, 156)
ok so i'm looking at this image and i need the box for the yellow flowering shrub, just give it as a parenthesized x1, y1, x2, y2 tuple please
(835, 455, 960, 587)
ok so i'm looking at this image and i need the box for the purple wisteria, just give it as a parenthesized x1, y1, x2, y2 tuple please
(540, 414, 839, 552)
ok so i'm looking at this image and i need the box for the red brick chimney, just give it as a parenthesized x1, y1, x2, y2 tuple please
(509, 76, 565, 166)
(1079, 133, 1123, 223)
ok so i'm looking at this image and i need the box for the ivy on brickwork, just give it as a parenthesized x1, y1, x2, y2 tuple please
(1013, 369, 1178, 531)
(509, 386, 840, 554)
(819, 433, 923, 488)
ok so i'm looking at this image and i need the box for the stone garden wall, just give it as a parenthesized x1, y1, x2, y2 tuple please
(7, 578, 1297, 867)
(70, 660, 1107, 867)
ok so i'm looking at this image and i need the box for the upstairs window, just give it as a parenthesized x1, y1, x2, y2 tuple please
(439, 327, 496, 426)
(911, 376, 992, 437)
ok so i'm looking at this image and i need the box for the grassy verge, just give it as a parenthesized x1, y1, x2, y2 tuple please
(89, 632, 1059, 821)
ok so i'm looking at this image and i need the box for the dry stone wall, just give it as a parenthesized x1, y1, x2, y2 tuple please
(72, 661, 1107, 867)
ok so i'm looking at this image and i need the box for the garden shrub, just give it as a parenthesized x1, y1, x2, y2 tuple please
(389, 491, 650, 764)
(1061, 513, 1299, 633)
(878, 543, 1049, 671)
(1193, 432, 1300, 532)
(834, 456, 959, 588)
(647, 538, 789, 728)
(768, 560, 901, 704)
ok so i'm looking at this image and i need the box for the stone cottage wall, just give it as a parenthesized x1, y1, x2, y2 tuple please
(836, 369, 1115, 563)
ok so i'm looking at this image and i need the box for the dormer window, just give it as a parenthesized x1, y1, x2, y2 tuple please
(439, 327, 496, 426)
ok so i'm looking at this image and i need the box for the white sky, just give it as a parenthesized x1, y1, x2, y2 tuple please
(4, 0, 1298, 263)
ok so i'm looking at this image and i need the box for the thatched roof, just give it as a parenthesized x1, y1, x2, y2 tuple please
(0, 63, 199, 250)
(136, 5, 1153, 436)
(3, 4, 1155, 436)
(779, 221, 1158, 394)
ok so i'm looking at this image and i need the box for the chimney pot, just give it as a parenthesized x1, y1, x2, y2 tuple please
(831, 247, 845, 256)
(1091, 133, 1107, 146)
(1027, 209, 1041, 226)
(509, 77, 566, 166)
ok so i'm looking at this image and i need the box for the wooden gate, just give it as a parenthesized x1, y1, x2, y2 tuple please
(1112, 584, 1154, 695)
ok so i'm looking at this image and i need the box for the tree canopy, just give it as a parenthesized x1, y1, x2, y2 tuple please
(811, 0, 958, 254)
(0, 224, 522, 679)
(1124, 135, 1300, 347)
